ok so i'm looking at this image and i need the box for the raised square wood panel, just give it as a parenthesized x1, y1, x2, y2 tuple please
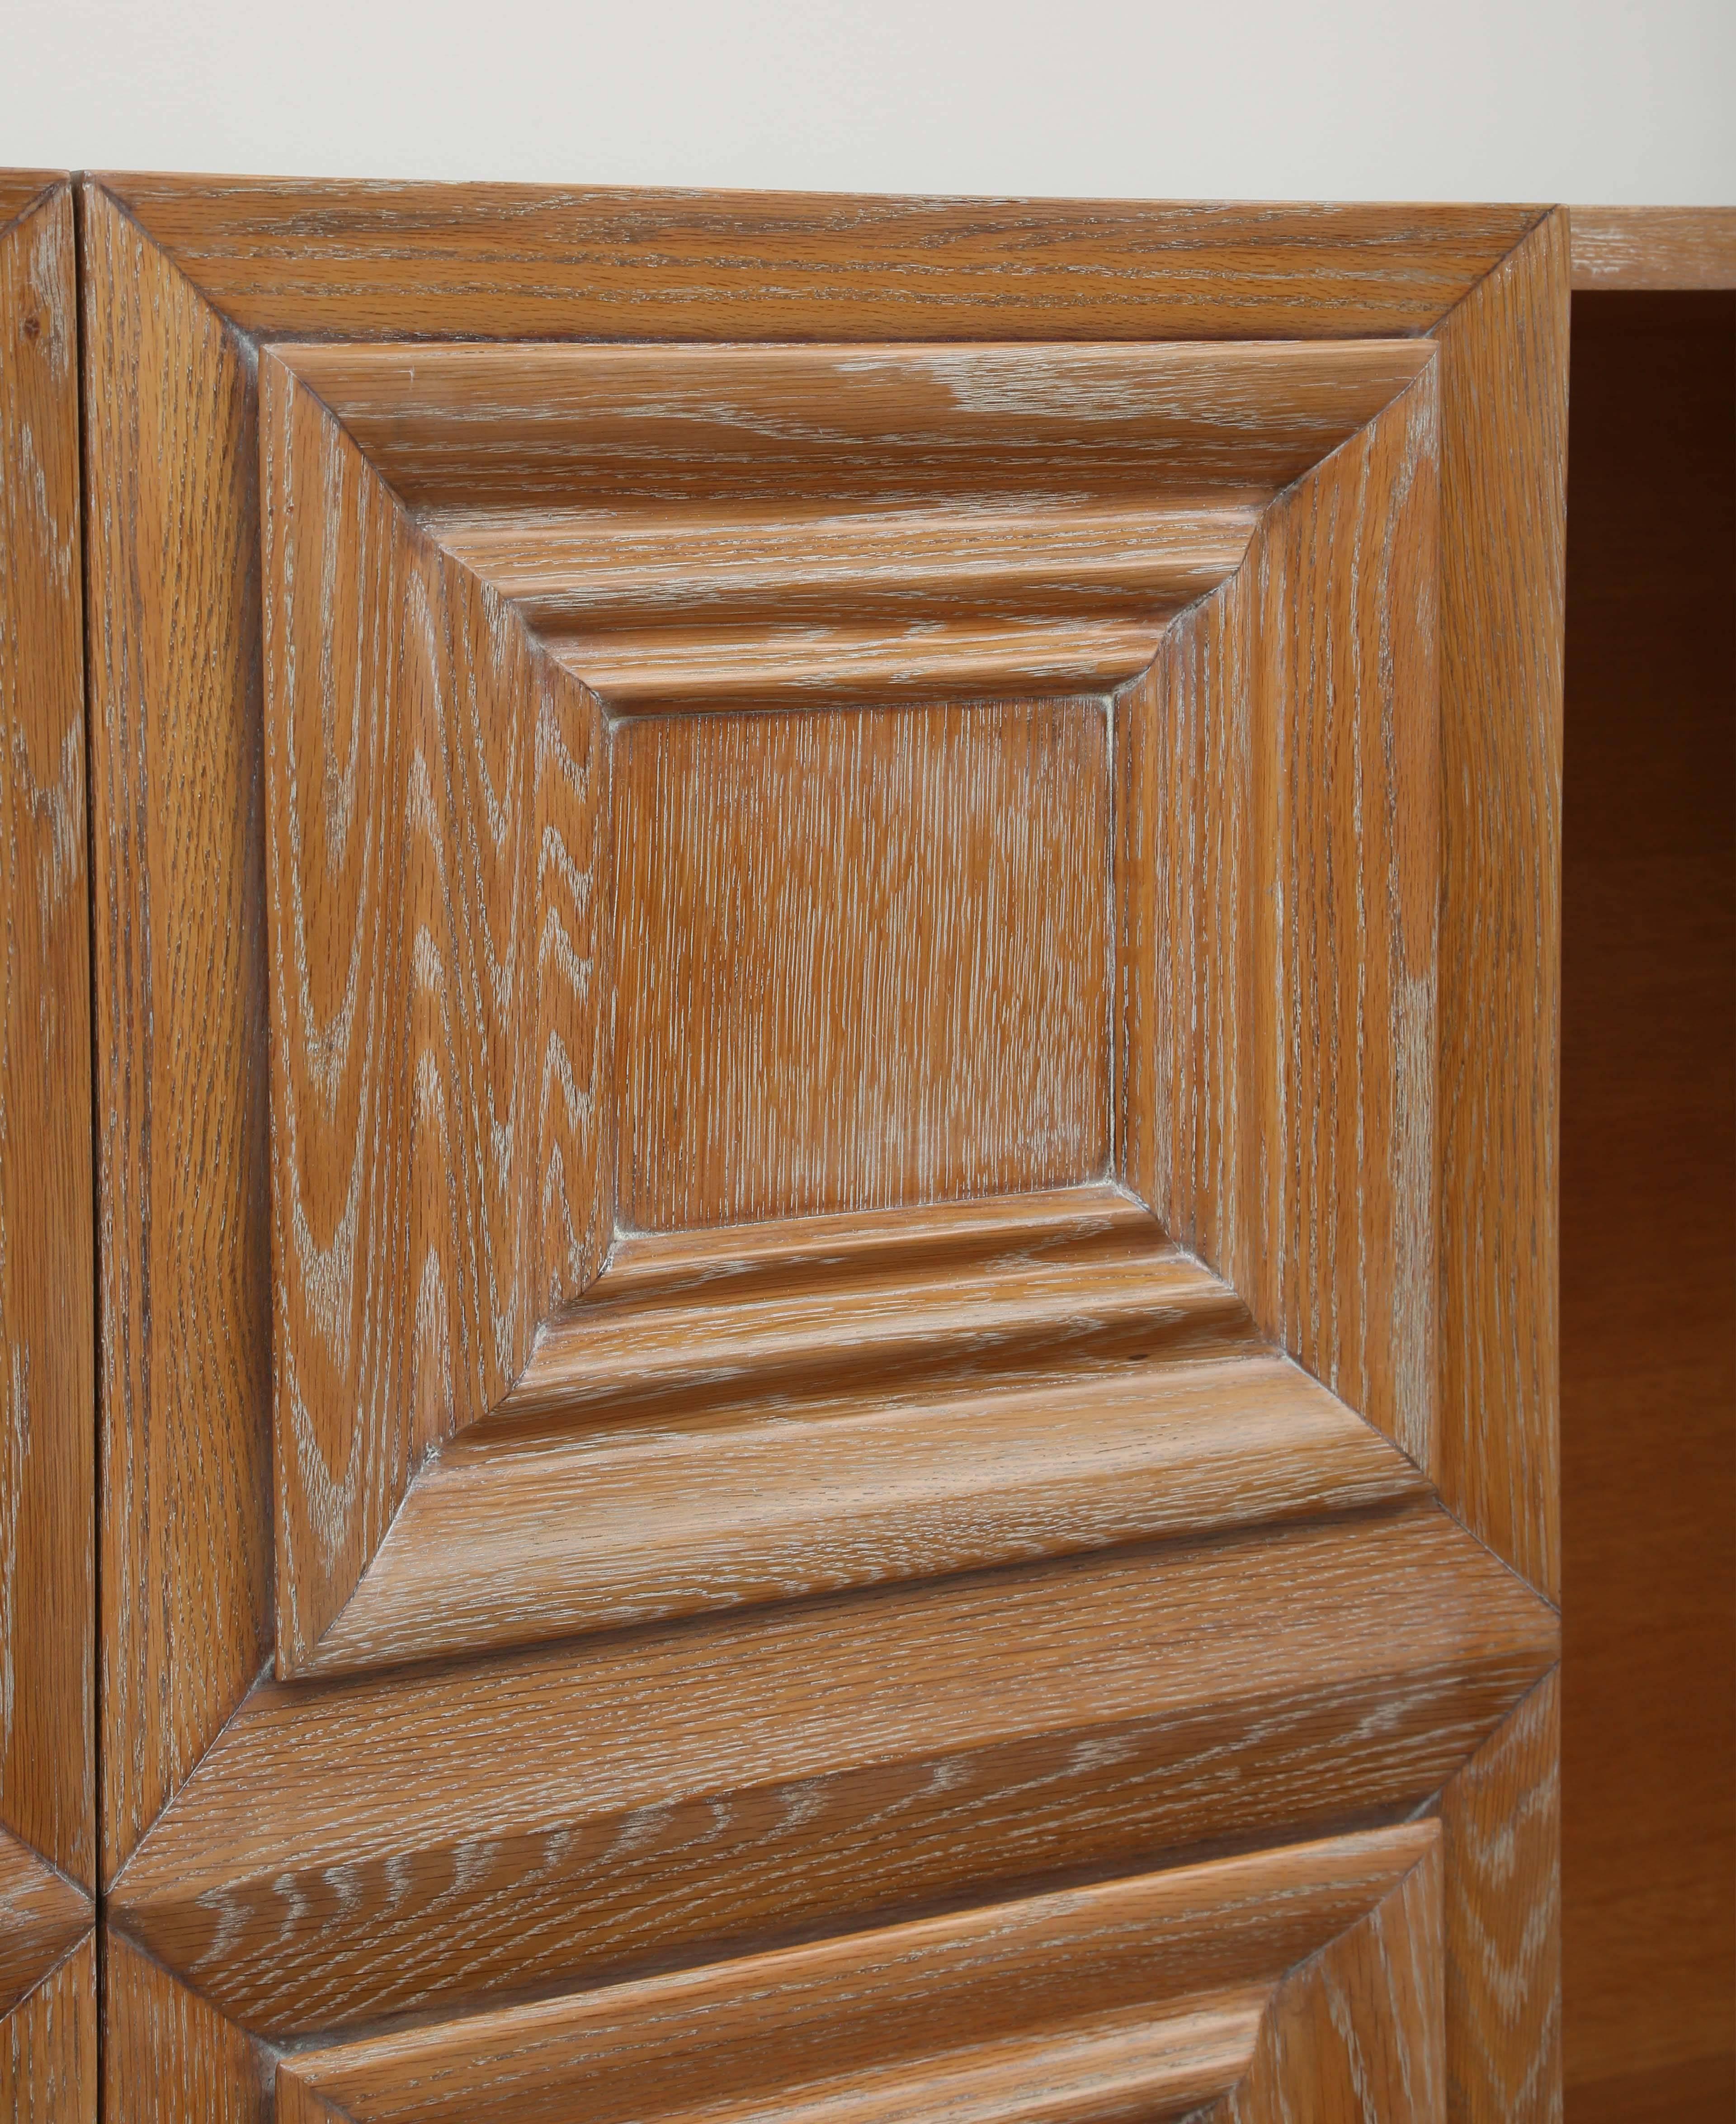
(76, 177, 1568, 2122)
(0, 169, 97, 2120)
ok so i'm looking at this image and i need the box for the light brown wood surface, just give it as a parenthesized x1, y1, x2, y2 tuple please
(1439, 1674, 1560, 2120)
(1207, 1838, 1443, 2123)
(1118, 359, 1439, 1471)
(105, 1931, 271, 2124)
(311, 1189, 1431, 1673)
(259, 349, 609, 1668)
(1561, 288, 1735, 2118)
(1569, 208, 1736, 290)
(82, 188, 275, 1884)
(1433, 212, 1568, 1606)
(274, 1827, 1434, 2124)
(75, 176, 1568, 2121)
(277, 338, 1425, 709)
(0, 174, 92, 1894)
(0, 169, 96, 2123)
(108, 1506, 1552, 2039)
(0, 1826, 90, 2020)
(257, 326, 1442, 1663)
(0, 1932, 96, 2124)
(615, 703, 1109, 1222)
(98, 179, 1546, 341)
(0, 173, 61, 227)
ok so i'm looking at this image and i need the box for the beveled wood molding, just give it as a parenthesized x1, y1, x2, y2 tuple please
(0, 1827, 91, 2021)
(1569, 206, 1736, 289)
(0, 1935, 95, 2122)
(0, 168, 97, 2119)
(0, 171, 65, 235)
(276, 338, 1428, 711)
(306, 1186, 1434, 1673)
(94, 178, 1550, 341)
(1202, 1829, 1443, 2121)
(262, 325, 1440, 1668)
(106, 1508, 1549, 2040)
(273, 1825, 1438, 2124)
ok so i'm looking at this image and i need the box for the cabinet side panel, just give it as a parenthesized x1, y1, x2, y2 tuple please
(82, 187, 274, 1877)
(1432, 211, 1568, 1600)
(0, 183, 93, 1888)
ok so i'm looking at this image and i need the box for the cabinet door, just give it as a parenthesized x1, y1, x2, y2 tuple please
(81, 180, 1566, 2123)
(0, 168, 96, 2124)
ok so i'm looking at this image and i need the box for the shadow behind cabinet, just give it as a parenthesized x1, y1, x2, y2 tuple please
(1560, 260, 1736, 2120)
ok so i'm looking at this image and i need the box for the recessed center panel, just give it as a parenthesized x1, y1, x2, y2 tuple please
(614, 698, 1110, 1230)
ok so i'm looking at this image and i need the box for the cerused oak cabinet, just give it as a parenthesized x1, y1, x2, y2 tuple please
(0, 175, 1729, 2124)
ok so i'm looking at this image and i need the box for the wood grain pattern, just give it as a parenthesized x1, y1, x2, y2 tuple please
(1437, 1673, 1559, 2123)
(1570, 208, 1736, 290)
(108, 1506, 1553, 2039)
(1118, 362, 1439, 1468)
(259, 349, 610, 1672)
(617, 701, 1107, 1226)
(73, 180, 1570, 2117)
(103, 1931, 271, 2124)
(275, 1828, 1436, 2124)
(0, 178, 93, 1896)
(0, 1931, 94, 2124)
(1430, 210, 1568, 1602)
(307, 1187, 1432, 1672)
(0, 175, 62, 234)
(1208, 1833, 1442, 2122)
(82, 184, 275, 1882)
(1561, 290, 1735, 2107)
(96, 179, 1546, 344)
(0, 1826, 90, 2019)
(277, 339, 1425, 710)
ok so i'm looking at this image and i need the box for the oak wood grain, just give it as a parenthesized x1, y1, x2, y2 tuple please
(1118, 362, 1439, 1469)
(109, 1506, 1554, 2039)
(275, 1828, 1437, 2124)
(1569, 208, 1736, 291)
(307, 1187, 1432, 1672)
(617, 700, 1107, 1226)
(259, 348, 610, 1671)
(1208, 1833, 1443, 2122)
(1438, 1674, 1559, 2123)
(0, 1827, 90, 2020)
(277, 339, 1425, 710)
(1430, 210, 1568, 1603)
(95, 179, 1547, 344)
(0, 179, 93, 1894)
(0, 174, 62, 234)
(72, 181, 1571, 2118)
(103, 1931, 271, 2124)
(82, 184, 275, 1883)
(0, 1931, 94, 2124)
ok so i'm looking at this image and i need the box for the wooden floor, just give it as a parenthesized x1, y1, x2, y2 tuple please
(1561, 289, 1736, 2120)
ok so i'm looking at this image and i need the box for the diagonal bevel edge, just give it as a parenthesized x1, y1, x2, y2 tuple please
(0, 1820, 94, 2018)
(104, 1499, 1557, 2042)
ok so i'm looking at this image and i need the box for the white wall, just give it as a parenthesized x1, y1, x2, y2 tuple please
(4, 0, 1732, 204)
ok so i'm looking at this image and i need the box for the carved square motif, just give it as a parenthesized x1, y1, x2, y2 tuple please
(261, 335, 1438, 1672)
(614, 698, 1112, 1229)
